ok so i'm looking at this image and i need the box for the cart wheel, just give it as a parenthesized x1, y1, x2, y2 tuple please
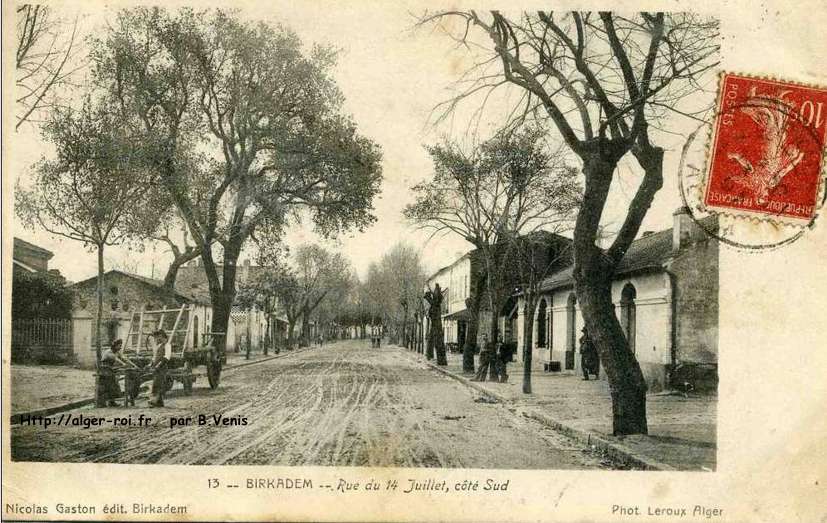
(206, 359, 221, 389)
(182, 362, 193, 395)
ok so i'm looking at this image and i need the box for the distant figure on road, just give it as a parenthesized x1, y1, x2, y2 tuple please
(497, 335, 515, 383)
(579, 328, 600, 380)
(148, 330, 171, 407)
(471, 333, 495, 382)
(100, 339, 129, 407)
(370, 326, 382, 348)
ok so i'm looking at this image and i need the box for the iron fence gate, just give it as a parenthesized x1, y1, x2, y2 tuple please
(11, 318, 73, 364)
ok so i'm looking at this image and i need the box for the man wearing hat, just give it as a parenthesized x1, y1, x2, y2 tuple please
(148, 330, 172, 407)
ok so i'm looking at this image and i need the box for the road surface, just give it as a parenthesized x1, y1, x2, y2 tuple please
(12, 340, 610, 469)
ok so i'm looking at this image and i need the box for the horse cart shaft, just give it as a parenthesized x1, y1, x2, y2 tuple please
(99, 305, 226, 407)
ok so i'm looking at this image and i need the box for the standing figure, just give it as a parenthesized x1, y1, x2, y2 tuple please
(498, 335, 514, 383)
(148, 330, 171, 407)
(100, 339, 129, 407)
(472, 333, 495, 381)
(579, 328, 600, 381)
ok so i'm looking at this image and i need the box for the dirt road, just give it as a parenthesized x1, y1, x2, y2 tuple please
(11, 340, 609, 469)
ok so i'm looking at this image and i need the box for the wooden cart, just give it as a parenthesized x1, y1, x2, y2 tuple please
(119, 305, 226, 396)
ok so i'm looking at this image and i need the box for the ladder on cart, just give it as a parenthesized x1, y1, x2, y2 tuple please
(123, 305, 194, 359)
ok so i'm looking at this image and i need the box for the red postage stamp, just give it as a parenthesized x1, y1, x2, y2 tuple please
(704, 74, 827, 223)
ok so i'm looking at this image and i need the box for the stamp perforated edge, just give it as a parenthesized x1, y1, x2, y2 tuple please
(696, 71, 827, 229)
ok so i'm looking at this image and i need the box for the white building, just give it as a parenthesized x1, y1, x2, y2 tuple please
(423, 253, 474, 350)
(515, 208, 719, 392)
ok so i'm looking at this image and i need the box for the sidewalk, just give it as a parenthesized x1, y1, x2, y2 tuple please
(10, 346, 314, 417)
(11, 365, 94, 415)
(404, 348, 716, 471)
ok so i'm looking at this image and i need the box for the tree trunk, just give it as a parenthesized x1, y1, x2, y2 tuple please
(487, 288, 505, 344)
(300, 309, 311, 346)
(432, 315, 447, 365)
(200, 243, 234, 355)
(287, 319, 296, 349)
(483, 254, 506, 345)
(263, 307, 270, 356)
(522, 294, 536, 395)
(162, 247, 201, 291)
(462, 275, 485, 374)
(576, 278, 648, 435)
(403, 308, 410, 348)
(573, 154, 650, 435)
(211, 293, 232, 357)
(425, 316, 434, 360)
(94, 244, 105, 407)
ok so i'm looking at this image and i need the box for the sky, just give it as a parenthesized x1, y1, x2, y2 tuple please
(9, 2, 706, 283)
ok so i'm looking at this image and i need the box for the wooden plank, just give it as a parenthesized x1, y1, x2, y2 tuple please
(182, 305, 193, 353)
(158, 306, 167, 339)
(168, 306, 185, 356)
(136, 310, 145, 354)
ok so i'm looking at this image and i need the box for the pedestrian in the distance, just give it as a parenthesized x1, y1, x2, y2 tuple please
(498, 335, 514, 383)
(579, 328, 599, 381)
(471, 333, 494, 382)
(148, 330, 171, 407)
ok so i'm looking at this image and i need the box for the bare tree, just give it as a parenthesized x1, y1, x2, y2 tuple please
(423, 283, 447, 364)
(405, 126, 579, 373)
(15, 4, 83, 129)
(292, 244, 352, 344)
(421, 11, 719, 434)
(361, 242, 427, 346)
(505, 233, 573, 393)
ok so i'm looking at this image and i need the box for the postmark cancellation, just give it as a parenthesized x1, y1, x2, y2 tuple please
(702, 73, 827, 226)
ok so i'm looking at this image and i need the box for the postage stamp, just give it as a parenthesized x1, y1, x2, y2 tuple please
(703, 73, 827, 224)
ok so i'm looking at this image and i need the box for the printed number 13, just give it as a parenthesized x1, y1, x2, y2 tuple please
(208, 478, 220, 489)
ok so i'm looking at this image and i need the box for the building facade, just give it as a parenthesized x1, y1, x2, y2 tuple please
(11, 238, 74, 364)
(13, 237, 54, 272)
(422, 231, 572, 353)
(69, 270, 209, 368)
(515, 208, 719, 392)
(175, 259, 288, 353)
(422, 253, 475, 350)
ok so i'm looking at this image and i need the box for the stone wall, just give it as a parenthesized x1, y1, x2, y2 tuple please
(70, 272, 192, 367)
(666, 229, 719, 391)
(668, 237, 719, 365)
(529, 271, 673, 391)
(72, 272, 186, 318)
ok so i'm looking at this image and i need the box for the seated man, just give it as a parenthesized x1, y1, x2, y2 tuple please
(148, 330, 172, 407)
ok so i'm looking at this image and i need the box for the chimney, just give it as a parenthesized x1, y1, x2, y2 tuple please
(672, 206, 694, 252)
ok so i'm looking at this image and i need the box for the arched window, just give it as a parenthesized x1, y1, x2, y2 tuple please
(566, 293, 577, 369)
(620, 283, 637, 354)
(537, 299, 548, 348)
